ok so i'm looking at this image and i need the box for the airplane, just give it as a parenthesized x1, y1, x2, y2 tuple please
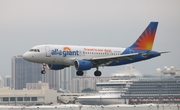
(23, 22, 169, 76)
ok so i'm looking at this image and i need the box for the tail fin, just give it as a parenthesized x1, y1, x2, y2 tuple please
(129, 22, 158, 50)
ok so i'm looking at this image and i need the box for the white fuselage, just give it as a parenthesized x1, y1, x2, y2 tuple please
(23, 44, 126, 66)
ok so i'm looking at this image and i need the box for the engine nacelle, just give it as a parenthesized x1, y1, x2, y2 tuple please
(74, 60, 93, 70)
(48, 64, 68, 70)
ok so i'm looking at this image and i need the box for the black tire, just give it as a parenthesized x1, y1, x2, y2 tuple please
(94, 70, 101, 76)
(76, 71, 84, 76)
(98, 71, 102, 76)
(41, 70, 46, 74)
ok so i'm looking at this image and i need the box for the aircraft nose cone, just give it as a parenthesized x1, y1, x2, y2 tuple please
(23, 52, 30, 61)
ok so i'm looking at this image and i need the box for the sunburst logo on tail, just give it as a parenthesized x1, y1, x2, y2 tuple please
(129, 22, 158, 50)
(134, 28, 156, 50)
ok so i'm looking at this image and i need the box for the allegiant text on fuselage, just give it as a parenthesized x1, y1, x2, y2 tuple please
(51, 49, 79, 57)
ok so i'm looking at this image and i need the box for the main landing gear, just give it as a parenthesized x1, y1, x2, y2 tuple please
(94, 70, 101, 76)
(76, 70, 84, 76)
(76, 67, 102, 76)
(41, 63, 46, 74)
(94, 67, 101, 76)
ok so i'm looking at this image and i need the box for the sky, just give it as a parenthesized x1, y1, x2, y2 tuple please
(0, 0, 179, 76)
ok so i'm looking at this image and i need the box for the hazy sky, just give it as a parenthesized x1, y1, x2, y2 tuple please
(0, 0, 179, 76)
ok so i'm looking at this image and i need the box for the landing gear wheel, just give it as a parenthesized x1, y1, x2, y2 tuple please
(94, 70, 102, 76)
(41, 70, 46, 74)
(41, 63, 46, 74)
(76, 71, 84, 76)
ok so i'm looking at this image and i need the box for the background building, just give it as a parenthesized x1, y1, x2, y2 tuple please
(42, 66, 76, 91)
(3, 75, 11, 88)
(72, 76, 111, 92)
(11, 55, 78, 91)
(26, 81, 49, 90)
(11, 55, 42, 90)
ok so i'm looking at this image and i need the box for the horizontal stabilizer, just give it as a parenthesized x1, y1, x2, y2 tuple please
(159, 51, 170, 54)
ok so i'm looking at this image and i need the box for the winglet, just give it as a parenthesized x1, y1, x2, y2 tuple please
(129, 22, 158, 50)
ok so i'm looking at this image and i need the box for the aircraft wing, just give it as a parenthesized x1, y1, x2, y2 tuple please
(85, 53, 139, 66)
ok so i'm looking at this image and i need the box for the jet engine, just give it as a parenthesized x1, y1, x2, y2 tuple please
(48, 64, 68, 70)
(74, 60, 93, 70)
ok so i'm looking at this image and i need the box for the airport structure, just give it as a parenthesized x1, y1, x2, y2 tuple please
(0, 104, 179, 110)
(0, 87, 57, 105)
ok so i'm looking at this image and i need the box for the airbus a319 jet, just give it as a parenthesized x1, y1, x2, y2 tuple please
(23, 22, 168, 76)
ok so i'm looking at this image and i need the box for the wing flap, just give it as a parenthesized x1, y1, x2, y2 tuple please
(83, 53, 139, 66)
(90, 53, 139, 61)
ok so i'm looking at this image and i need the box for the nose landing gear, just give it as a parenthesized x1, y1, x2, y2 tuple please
(41, 63, 46, 74)
(41, 70, 46, 74)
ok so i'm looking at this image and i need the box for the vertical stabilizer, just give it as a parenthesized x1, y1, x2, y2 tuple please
(129, 22, 158, 50)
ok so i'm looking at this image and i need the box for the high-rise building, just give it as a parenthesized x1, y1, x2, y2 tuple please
(42, 66, 76, 91)
(11, 55, 42, 90)
(3, 75, 11, 87)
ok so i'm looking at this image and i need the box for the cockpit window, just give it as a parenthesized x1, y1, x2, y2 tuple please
(29, 49, 40, 52)
(29, 49, 33, 52)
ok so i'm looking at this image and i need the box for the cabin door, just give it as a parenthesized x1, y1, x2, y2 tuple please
(45, 46, 51, 57)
